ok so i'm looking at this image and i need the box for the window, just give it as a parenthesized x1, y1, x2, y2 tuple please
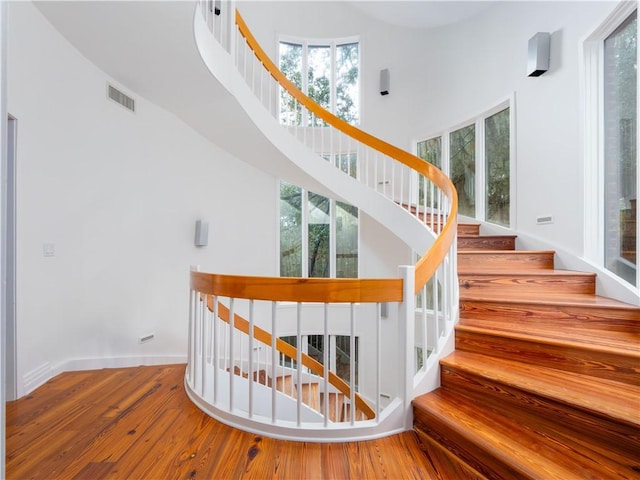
(450, 124, 477, 218)
(604, 11, 637, 286)
(279, 181, 359, 278)
(280, 183, 303, 277)
(336, 201, 358, 278)
(279, 38, 360, 126)
(416, 103, 512, 227)
(584, 5, 638, 289)
(308, 192, 331, 278)
(485, 108, 511, 227)
(416, 137, 442, 207)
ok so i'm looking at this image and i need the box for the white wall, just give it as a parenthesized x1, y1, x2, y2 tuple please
(8, 2, 278, 395)
(408, 1, 617, 258)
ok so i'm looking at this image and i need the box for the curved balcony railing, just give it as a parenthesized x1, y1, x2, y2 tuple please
(186, 0, 459, 441)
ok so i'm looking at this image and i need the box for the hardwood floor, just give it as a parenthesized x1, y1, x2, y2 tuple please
(7, 364, 463, 480)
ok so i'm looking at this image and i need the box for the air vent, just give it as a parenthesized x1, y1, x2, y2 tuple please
(107, 84, 135, 112)
(537, 215, 554, 225)
(138, 333, 155, 344)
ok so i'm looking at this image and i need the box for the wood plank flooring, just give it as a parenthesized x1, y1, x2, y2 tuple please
(7, 364, 450, 480)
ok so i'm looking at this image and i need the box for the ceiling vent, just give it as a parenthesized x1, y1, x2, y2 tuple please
(107, 84, 135, 113)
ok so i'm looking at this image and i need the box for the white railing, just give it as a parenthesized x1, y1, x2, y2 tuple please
(186, 0, 459, 441)
(186, 269, 413, 441)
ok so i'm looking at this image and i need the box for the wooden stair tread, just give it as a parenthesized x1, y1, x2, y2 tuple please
(458, 234, 516, 239)
(458, 249, 554, 254)
(458, 268, 595, 277)
(458, 317, 640, 353)
(459, 290, 640, 310)
(413, 389, 638, 480)
(441, 351, 640, 426)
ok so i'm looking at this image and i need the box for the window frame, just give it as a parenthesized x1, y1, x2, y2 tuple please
(278, 34, 361, 126)
(582, 2, 638, 289)
(413, 97, 515, 228)
(277, 180, 360, 279)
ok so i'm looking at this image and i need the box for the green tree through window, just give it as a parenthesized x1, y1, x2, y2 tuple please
(279, 39, 359, 126)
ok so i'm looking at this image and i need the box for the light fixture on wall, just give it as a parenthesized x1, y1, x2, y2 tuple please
(527, 32, 550, 77)
(194, 220, 209, 247)
(380, 68, 390, 95)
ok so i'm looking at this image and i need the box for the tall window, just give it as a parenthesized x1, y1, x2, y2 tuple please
(485, 108, 511, 227)
(279, 38, 360, 126)
(604, 11, 637, 286)
(280, 181, 358, 278)
(280, 183, 303, 277)
(416, 104, 512, 226)
(450, 124, 477, 218)
(416, 137, 442, 207)
(308, 192, 331, 277)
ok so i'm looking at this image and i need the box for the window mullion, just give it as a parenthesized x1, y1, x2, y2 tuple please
(301, 40, 309, 95)
(331, 41, 337, 116)
(302, 189, 309, 277)
(476, 118, 486, 222)
(330, 198, 336, 278)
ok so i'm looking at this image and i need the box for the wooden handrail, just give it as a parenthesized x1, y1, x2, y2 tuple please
(192, 271, 403, 303)
(234, 11, 458, 294)
(204, 295, 376, 420)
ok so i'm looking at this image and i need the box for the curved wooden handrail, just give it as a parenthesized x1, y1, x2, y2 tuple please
(204, 295, 376, 420)
(234, 11, 458, 294)
(192, 271, 403, 303)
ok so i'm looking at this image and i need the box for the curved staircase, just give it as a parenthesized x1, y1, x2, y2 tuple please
(413, 222, 640, 479)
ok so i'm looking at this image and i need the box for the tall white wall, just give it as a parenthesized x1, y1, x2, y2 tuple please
(7, 2, 278, 395)
(408, 1, 617, 257)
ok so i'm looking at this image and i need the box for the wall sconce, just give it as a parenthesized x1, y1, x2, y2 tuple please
(527, 32, 550, 77)
(194, 220, 209, 247)
(380, 68, 390, 95)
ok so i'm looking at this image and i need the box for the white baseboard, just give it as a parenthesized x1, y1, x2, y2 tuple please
(20, 355, 187, 398)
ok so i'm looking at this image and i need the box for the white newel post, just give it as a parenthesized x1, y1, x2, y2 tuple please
(398, 265, 416, 430)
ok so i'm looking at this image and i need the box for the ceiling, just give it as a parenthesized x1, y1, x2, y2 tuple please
(348, 1, 495, 29)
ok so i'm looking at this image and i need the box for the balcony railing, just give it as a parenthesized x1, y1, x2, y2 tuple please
(186, 0, 458, 441)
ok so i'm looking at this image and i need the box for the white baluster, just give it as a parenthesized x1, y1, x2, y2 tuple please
(376, 302, 381, 421)
(229, 298, 235, 411)
(248, 299, 254, 418)
(323, 303, 329, 427)
(296, 302, 302, 427)
(271, 301, 277, 423)
(213, 296, 219, 404)
(349, 303, 356, 425)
